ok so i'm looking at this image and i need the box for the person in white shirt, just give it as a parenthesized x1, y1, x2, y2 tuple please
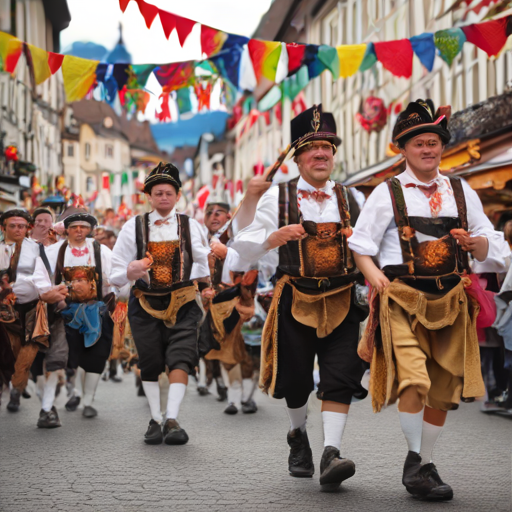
(232, 105, 368, 492)
(110, 162, 210, 446)
(33, 207, 115, 420)
(351, 99, 510, 501)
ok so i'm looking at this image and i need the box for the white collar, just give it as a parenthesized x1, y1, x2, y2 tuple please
(297, 176, 334, 194)
(400, 167, 446, 186)
(149, 208, 177, 223)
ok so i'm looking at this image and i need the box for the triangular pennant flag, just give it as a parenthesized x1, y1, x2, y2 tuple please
(410, 33, 435, 71)
(119, 0, 131, 12)
(286, 43, 306, 76)
(359, 42, 377, 71)
(318, 45, 339, 79)
(158, 9, 176, 40)
(282, 65, 309, 100)
(156, 92, 171, 122)
(0, 32, 22, 73)
(135, 0, 158, 29)
(461, 16, 510, 57)
(154, 61, 195, 91)
(176, 87, 192, 114)
(247, 39, 282, 82)
(27, 43, 51, 85)
(174, 14, 195, 47)
(434, 28, 466, 66)
(337, 44, 366, 77)
(374, 39, 413, 78)
(303, 45, 325, 79)
(48, 52, 64, 74)
(131, 64, 155, 87)
(201, 25, 228, 57)
(62, 55, 99, 102)
(209, 46, 243, 88)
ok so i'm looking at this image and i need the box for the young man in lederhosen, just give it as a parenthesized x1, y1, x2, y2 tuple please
(351, 99, 510, 500)
(233, 105, 368, 492)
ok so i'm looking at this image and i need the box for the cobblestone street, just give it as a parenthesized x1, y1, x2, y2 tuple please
(1, 374, 510, 512)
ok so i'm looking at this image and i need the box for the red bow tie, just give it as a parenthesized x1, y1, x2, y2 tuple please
(299, 190, 331, 204)
(71, 247, 89, 257)
(154, 217, 172, 226)
(404, 182, 438, 198)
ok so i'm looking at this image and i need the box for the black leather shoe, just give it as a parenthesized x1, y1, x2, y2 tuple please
(65, 396, 80, 411)
(6, 389, 21, 412)
(82, 405, 98, 418)
(402, 451, 453, 500)
(37, 407, 61, 428)
(110, 376, 123, 383)
(163, 419, 189, 445)
(197, 386, 209, 396)
(287, 427, 314, 477)
(144, 419, 163, 445)
(22, 388, 31, 399)
(216, 386, 228, 402)
(224, 403, 238, 415)
(242, 399, 258, 414)
(319, 446, 355, 492)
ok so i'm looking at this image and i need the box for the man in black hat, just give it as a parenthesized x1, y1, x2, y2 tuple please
(1, 209, 68, 417)
(33, 206, 114, 420)
(110, 162, 210, 446)
(232, 105, 368, 492)
(350, 99, 510, 500)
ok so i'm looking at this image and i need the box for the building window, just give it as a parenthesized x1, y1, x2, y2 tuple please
(105, 144, 114, 158)
(67, 143, 74, 157)
(86, 177, 95, 192)
(85, 142, 91, 161)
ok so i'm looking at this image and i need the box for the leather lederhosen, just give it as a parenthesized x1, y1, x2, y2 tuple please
(134, 212, 193, 295)
(383, 176, 470, 292)
(277, 176, 360, 291)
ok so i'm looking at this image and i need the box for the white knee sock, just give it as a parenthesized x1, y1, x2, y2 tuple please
(322, 411, 348, 451)
(166, 382, 187, 420)
(242, 378, 254, 402)
(74, 367, 85, 398)
(286, 403, 308, 431)
(82, 372, 101, 407)
(198, 359, 207, 387)
(227, 379, 242, 407)
(116, 362, 123, 379)
(41, 372, 59, 412)
(36, 375, 45, 401)
(398, 410, 424, 453)
(142, 381, 163, 423)
(420, 421, 443, 464)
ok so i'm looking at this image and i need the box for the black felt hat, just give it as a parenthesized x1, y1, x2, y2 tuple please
(144, 162, 182, 193)
(60, 206, 97, 229)
(393, 99, 451, 147)
(0, 209, 32, 225)
(291, 104, 341, 152)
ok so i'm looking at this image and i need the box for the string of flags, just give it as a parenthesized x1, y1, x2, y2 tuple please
(0, 4, 510, 122)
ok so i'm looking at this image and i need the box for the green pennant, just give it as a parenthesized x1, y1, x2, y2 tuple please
(434, 28, 466, 66)
(258, 85, 282, 112)
(359, 43, 377, 72)
(318, 45, 340, 79)
(282, 65, 309, 100)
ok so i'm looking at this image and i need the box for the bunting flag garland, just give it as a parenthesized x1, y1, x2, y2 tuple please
(373, 39, 414, 78)
(27, 43, 52, 85)
(154, 61, 196, 91)
(434, 28, 467, 65)
(461, 16, 511, 56)
(159, 9, 177, 39)
(194, 82, 212, 111)
(358, 42, 377, 72)
(173, 14, 196, 46)
(135, 0, 159, 29)
(0, 32, 22, 73)
(286, 43, 306, 75)
(201, 25, 228, 57)
(156, 92, 172, 122)
(130, 64, 155, 88)
(176, 87, 192, 114)
(47, 52, 64, 75)
(210, 47, 243, 88)
(337, 44, 366, 77)
(119, 0, 130, 13)
(410, 33, 436, 72)
(61, 55, 99, 103)
(317, 45, 340, 79)
(247, 39, 282, 82)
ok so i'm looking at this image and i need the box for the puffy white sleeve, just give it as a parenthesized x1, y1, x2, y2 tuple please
(463, 180, 511, 273)
(189, 218, 210, 280)
(100, 244, 113, 295)
(231, 187, 279, 266)
(31, 257, 53, 294)
(110, 217, 137, 289)
(348, 182, 395, 256)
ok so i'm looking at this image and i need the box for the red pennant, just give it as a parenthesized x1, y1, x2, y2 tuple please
(135, 0, 158, 29)
(158, 10, 176, 39)
(156, 92, 171, 122)
(461, 17, 510, 57)
(174, 14, 195, 46)
(47, 52, 64, 74)
(201, 25, 219, 57)
(286, 43, 306, 74)
(119, 0, 131, 13)
(373, 39, 413, 78)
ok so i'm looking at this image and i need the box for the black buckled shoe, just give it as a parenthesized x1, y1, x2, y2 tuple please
(82, 405, 98, 418)
(6, 389, 21, 412)
(287, 427, 314, 477)
(65, 395, 80, 411)
(197, 386, 209, 396)
(402, 451, 453, 501)
(319, 446, 355, 492)
(144, 419, 163, 445)
(37, 407, 62, 428)
(163, 419, 189, 445)
(224, 403, 238, 415)
(242, 399, 258, 414)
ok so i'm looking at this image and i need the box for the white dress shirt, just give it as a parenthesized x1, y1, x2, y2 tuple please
(232, 177, 342, 271)
(348, 168, 510, 273)
(0, 238, 40, 304)
(110, 208, 210, 289)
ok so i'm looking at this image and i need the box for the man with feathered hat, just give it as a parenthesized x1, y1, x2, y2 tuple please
(32, 204, 115, 420)
(232, 105, 368, 492)
(350, 99, 510, 500)
(110, 162, 210, 446)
